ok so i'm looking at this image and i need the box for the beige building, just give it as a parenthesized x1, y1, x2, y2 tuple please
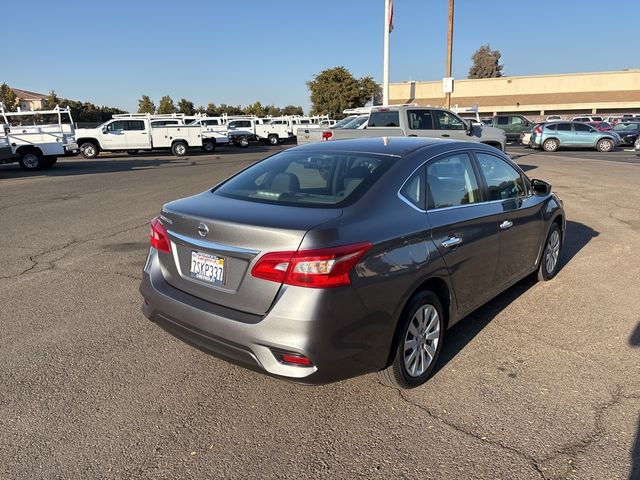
(10, 88, 46, 111)
(389, 69, 640, 119)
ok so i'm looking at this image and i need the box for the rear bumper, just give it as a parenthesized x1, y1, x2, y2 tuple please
(139, 249, 391, 385)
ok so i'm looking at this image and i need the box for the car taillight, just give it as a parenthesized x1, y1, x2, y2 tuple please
(251, 242, 372, 288)
(150, 217, 171, 253)
(322, 131, 333, 141)
(535, 125, 542, 134)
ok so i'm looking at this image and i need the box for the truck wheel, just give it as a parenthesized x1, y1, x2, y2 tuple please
(236, 136, 250, 148)
(202, 141, 216, 152)
(80, 142, 99, 158)
(18, 150, 44, 170)
(268, 134, 279, 146)
(42, 156, 58, 168)
(126, 150, 139, 155)
(172, 141, 188, 156)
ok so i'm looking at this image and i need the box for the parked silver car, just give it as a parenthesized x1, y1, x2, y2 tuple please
(140, 138, 565, 388)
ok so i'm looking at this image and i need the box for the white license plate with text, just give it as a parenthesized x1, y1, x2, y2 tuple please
(190, 251, 225, 285)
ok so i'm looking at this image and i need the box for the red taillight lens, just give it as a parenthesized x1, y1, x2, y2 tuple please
(279, 353, 313, 367)
(150, 217, 171, 253)
(251, 242, 372, 288)
(535, 125, 542, 134)
(322, 131, 333, 141)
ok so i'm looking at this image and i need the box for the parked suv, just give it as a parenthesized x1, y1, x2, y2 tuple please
(530, 121, 619, 152)
(491, 114, 535, 142)
(571, 115, 604, 122)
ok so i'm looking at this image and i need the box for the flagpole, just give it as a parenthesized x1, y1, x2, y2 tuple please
(383, 0, 390, 105)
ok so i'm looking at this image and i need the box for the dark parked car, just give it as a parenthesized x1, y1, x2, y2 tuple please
(611, 122, 640, 145)
(140, 138, 565, 388)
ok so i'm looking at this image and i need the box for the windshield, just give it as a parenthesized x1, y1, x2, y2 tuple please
(613, 123, 639, 131)
(342, 116, 369, 129)
(331, 116, 357, 129)
(214, 150, 393, 208)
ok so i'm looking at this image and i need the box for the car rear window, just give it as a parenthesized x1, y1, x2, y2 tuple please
(368, 111, 400, 127)
(214, 150, 394, 207)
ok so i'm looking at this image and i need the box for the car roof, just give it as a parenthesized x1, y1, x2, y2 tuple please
(292, 137, 487, 157)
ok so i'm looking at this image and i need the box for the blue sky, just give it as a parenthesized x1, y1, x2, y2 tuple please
(4, 0, 639, 113)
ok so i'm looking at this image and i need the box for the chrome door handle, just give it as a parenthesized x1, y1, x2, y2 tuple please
(499, 220, 514, 230)
(442, 236, 462, 248)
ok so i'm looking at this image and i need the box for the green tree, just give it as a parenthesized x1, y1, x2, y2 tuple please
(41, 90, 61, 110)
(205, 103, 219, 116)
(307, 67, 381, 118)
(177, 98, 195, 115)
(195, 105, 206, 114)
(244, 101, 266, 116)
(468, 44, 504, 79)
(0, 83, 18, 110)
(156, 95, 176, 114)
(282, 105, 303, 116)
(265, 104, 283, 117)
(219, 104, 244, 116)
(138, 95, 155, 114)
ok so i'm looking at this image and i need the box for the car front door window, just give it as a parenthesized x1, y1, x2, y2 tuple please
(475, 152, 526, 201)
(434, 111, 465, 130)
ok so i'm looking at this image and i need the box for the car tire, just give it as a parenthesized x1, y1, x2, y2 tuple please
(126, 150, 139, 155)
(171, 141, 188, 157)
(236, 136, 250, 148)
(268, 134, 278, 145)
(596, 138, 613, 152)
(80, 142, 99, 159)
(537, 223, 562, 281)
(18, 150, 44, 170)
(543, 138, 559, 152)
(377, 290, 445, 389)
(202, 141, 216, 153)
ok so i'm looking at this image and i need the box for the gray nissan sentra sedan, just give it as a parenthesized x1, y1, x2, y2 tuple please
(140, 137, 565, 388)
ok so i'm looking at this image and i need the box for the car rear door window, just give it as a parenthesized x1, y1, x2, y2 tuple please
(399, 166, 426, 210)
(475, 153, 526, 201)
(426, 153, 481, 209)
(407, 110, 434, 130)
(497, 116, 509, 125)
(368, 111, 400, 127)
(557, 123, 572, 131)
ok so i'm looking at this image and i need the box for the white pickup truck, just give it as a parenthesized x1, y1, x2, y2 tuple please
(255, 118, 295, 145)
(76, 116, 205, 158)
(0, 105, 78, 170)
(296, 105, 507, 151)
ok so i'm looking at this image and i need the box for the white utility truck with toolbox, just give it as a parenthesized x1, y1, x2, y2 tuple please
(0, 104, 78, 170)
(255, 118, 295, 145)
(75, 114, 205, 158)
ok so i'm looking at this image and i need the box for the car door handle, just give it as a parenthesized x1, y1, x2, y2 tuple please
(499, 220, 514, 230)
(141, 132, 147, 134)
(441, 134, 450, 137)
(442, 236, 462, 248)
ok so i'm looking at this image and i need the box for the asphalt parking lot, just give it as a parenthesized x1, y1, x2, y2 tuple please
(1, 144, 639, 480)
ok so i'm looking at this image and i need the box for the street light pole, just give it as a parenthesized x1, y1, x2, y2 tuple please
(445, 0, 455, 109)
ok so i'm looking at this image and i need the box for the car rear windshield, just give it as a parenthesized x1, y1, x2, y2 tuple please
(213, 150, 394, 207)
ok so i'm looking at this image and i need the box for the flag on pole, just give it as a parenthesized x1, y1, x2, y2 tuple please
(388, 0, 394, 32)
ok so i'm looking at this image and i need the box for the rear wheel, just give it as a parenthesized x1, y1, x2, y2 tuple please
(377, 290, 444, 389)
(80, 142, 99, 158)
(543, 138, 559, 152)
(171, 141, 188, 156)
(268, 134, 278, 145)
(236, 136, 250, 148)
(202, 141, 216, 152)
(537, 223, 562, 281)
(596, 138, 613, 152)
(18, 150, 44, 170)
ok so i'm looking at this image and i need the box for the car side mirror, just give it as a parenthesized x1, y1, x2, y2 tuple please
(466, 121, 474, 136)
(531, 179, 551, 195)
(102, 126, 108, 134)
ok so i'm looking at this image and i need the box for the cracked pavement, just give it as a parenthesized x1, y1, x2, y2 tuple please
(1, 148, 639, 479)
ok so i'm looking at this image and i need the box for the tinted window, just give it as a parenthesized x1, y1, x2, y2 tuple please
(368, 111, 400, 127)
(343, 116, 368, 129)
(545, 124, 557, 132)
(215, 151, 392, 207)
(203, 119, 220, 126)
(106, 121, 124, 132)
(557, 123, 572, 131)
(399, 166, 426, 210)
(427, 153, 481, 209)
(407, 110, 434, 130)
(497, 116, 509, 126)
(433, 111, 465, 130)
(574, 123, 594, 132)
(476, 153, 526, 201)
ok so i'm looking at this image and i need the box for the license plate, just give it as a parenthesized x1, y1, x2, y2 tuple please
(66, 143, 78, 150)
(190, 251, 225, 285)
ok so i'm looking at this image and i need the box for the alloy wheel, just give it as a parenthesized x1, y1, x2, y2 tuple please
(545, 230, 561, 274)
(403, 304, 440, 377)
(22, 153, 39, 169)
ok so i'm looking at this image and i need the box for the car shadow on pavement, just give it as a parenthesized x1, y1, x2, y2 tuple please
(516, 163, 537, 173)
(431, 220, 599, 379)
(630, 323, 640, 480)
